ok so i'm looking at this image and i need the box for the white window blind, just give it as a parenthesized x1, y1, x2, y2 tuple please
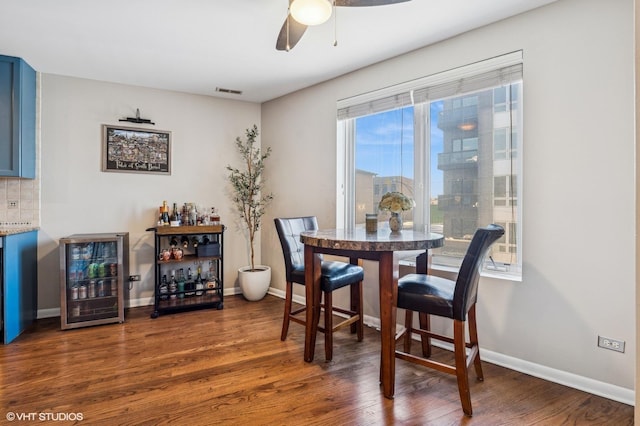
(338, 51, 523, 120)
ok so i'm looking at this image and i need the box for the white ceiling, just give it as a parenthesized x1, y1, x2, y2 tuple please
(0, 0, 556, 103)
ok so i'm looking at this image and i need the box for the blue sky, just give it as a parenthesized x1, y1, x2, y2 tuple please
(355, 102, 444, 196)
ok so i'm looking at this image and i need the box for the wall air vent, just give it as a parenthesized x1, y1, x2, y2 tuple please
(215, 87, 243, 95)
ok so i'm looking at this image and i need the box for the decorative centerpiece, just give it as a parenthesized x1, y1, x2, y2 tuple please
(378, 191, 415, 232)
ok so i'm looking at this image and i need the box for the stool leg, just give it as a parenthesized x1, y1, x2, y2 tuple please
(349, 257, 364, 341)
(355, 281, 364, 342)
(324, 291, 333, 361)
(468, 304, 484, 380)
(281, 280, 294, 341)
(403, 309, 413, 353)
(454, 319, 473, 416)
(419, 312, 431, 358)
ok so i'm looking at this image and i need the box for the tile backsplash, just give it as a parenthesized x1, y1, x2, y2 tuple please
(0, 178, 40, 227)
(0, 73, 42, 228)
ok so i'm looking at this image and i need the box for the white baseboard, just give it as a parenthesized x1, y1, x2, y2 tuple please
(36, 289, 634, 406)
(37, 308, 60, 319)
(483, 347, 634, 406)
(127, 296, 153, 308)
(278, 293, 635, 407)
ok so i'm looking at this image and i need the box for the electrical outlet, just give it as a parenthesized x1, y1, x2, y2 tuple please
(7, 200, 18, 209)
(597, 336, 625, 353)
(128, 275, 141, 282)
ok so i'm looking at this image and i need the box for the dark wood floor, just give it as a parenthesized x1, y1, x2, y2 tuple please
(0, 295, 633, 425)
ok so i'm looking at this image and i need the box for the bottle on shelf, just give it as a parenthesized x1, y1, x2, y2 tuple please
(210, 207, 221, 225)
(159, 275, 169, 300)
(176, 268, 185, 299)
(205, 263, 217, 296)
(185, 267, 195, 296)
(182, 203, 190, 225)
(191, 237, 200, 248)
(181, 235, 189, 248)
(172, 202, 181, 225)
(189, 205, 198, 226)
(161, 201, 170, 225)
(195, 266, 204, 296)
(169, 271, 177, 300)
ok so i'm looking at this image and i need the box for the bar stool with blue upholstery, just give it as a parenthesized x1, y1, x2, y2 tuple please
(274, 216, 364, 361)
(394, 224, 504, 416)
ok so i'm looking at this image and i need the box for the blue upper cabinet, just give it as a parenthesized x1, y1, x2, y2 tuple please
(0, 54, 36, 178)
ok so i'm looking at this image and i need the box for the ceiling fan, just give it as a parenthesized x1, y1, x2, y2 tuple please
(276, 0, 411, 51)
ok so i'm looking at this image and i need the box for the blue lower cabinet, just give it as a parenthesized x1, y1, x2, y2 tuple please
(3, 230, 38, 344)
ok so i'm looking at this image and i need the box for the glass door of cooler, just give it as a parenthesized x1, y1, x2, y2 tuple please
(59, 233, 129, 330)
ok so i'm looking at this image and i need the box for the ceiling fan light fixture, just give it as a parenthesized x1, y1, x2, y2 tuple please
(290, 0, 332, 26)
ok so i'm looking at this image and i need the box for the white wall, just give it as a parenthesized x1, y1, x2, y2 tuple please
(633, 0, 640, 412)
(38, 75, 261, 311)
(635, 0, 639, 416)
(262, 0, 635, 401)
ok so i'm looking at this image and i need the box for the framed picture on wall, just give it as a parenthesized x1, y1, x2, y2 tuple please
(101, 124, 171, 175)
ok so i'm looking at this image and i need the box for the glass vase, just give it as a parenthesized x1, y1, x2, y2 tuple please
(389, 212, 403, 232)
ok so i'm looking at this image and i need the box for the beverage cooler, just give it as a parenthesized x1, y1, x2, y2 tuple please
(59, 233, 129, 330)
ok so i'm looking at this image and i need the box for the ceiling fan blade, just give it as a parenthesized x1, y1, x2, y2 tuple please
(276, 15, 308, 51)
(335, 0, 411, 6)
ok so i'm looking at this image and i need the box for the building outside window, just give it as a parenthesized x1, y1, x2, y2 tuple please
(337, 53, 523, 278)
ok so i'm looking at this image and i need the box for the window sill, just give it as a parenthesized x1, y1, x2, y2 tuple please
(399, 258, 522, 282)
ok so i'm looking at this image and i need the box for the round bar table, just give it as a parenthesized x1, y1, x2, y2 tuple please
(300, 227, 444, 399)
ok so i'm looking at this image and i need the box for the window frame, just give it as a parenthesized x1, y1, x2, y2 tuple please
(337, 52, 523, 281)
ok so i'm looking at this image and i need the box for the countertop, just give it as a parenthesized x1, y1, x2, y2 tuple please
(0, 227, 39, 236)
(300, 228, 444, 251)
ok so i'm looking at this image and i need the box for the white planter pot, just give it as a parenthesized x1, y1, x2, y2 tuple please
(238, 265, 271, 301)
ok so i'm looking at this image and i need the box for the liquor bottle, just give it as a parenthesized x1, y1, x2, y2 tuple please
(182, 203, 190, 225)
(185, 267, 195, 297)
(169, 236, 178, 248)
(172, 202, 180, 225)
(195, 266, 204, 296)
(210, 207, 220, 225)
(191, 236, 199, 248)
(205, 265, 217, 296)
(181, 235, 189, 248)
(159, 275, 169, 300)
(189, 205, 197, 226)
(176, 268, 185, 299)
(169, 271, 177, 299)
(161, 201, 170, 225)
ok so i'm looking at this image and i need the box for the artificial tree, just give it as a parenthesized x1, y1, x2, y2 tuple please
(226, 124, 274, 271)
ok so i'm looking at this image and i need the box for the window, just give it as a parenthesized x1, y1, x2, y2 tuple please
(337, 52, 523, 278)
(493, 175, 517, 207)
(494, 128, 518, 160)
